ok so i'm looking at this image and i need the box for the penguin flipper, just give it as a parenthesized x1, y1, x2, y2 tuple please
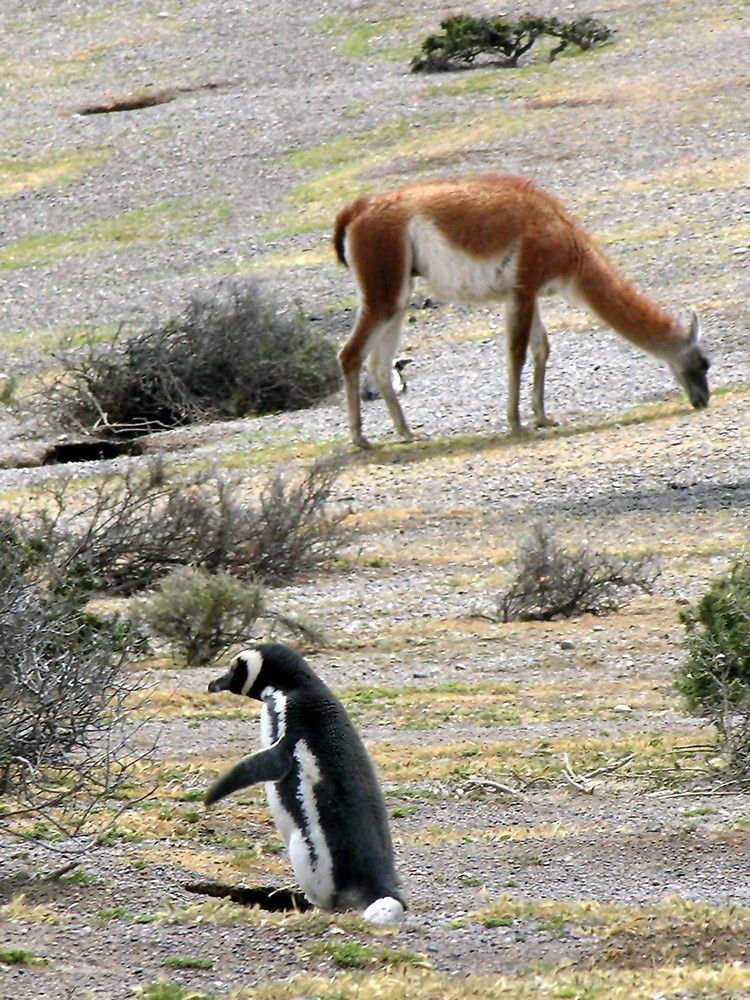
(205, 744, 293, 806)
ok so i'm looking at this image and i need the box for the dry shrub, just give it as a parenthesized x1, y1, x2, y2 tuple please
(46, 276, 341, 436)
(496, 523, 659, 622)
(0, 516, 149, 839)
(23, 455, 347, 596)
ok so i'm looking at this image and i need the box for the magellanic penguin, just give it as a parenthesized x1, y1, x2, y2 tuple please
(204, 643, 406, 925)
(361, 357, 412, 401)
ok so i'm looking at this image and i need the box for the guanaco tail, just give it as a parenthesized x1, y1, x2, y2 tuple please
(333, 173, 710, 448)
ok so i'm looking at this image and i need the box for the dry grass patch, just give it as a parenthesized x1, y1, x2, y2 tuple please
(0, 149, 110, 198)
(0, 895, 59, 924)
(167, 963, 750, 999)
(134, 686, 250, 722)
(475, 893, 750, 972)
(341, 676, 676, 731)
(371, 727, 712, 789)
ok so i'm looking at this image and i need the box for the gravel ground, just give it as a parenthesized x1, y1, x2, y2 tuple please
(1, 1, 749, 998)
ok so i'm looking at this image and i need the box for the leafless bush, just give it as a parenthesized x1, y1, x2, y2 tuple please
(21, 455, 347, 596)
(495, 523, 659, 622)
(0, 521, 151, 842)
(45, 276, 341, 437)
(236, 457, 349, 584)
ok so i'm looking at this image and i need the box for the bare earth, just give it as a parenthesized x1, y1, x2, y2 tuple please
(0, 1, 749, 998)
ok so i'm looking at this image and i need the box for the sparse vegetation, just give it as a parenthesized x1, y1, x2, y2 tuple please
(0, 1, 747, 998)
(676, 558, 750, 777)
(45, 276, 341, 437)
(137, 565, 324, 665)
(495, 523, 659, 622)
(0, 514, 149, 841)
(20, 455, 347, 596)
(411, 14, 614, 72)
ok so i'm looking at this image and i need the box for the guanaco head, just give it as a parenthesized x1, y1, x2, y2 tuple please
(670, 310, 710, 410)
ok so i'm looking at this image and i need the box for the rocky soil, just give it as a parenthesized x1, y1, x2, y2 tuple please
(0, 1, 748, 998)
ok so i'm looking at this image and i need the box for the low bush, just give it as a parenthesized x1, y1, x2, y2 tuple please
(138, 567, 264, 666)
(47, 277, 341, 436)
(411, 14, 613, 72)
(22, 455, 347, 595)
(495, 523, 658, 622)
(137, 566, 324, 666)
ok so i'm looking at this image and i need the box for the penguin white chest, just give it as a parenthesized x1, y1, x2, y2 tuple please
(287, 739, 334, 908)
(258, 692, 335, 908)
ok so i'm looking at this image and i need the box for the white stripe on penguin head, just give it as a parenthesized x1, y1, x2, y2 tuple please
(237, 649, 264, 696)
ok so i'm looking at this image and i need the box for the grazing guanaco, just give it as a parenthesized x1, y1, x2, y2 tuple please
(333, 174, 709, 448)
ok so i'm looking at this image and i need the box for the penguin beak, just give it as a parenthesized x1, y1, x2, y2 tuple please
(208, 670, 234, 693)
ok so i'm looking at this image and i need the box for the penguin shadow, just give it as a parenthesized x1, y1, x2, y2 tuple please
(184, 878, 312, 913)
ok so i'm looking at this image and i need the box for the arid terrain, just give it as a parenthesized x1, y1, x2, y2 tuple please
(0, 1, 749, 998)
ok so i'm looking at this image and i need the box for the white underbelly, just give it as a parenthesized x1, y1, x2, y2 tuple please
(409, 216, 518, 304)
(263, 739, 335, 909)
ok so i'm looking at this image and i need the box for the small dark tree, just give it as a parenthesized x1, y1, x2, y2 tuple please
(411, 14, 614, 72)
(676, 559, 750, 776)
(46, 277, 341, 437)
(496, 523, 658, 622)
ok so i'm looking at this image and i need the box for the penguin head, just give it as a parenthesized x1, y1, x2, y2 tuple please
(208, 648, 264, 698)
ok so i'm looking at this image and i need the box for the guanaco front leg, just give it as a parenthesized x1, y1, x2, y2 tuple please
(505, 292, 534, 434)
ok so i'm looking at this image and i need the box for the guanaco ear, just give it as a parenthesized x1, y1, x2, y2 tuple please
(688, 309, 701, 343)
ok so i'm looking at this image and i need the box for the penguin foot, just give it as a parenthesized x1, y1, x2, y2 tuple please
(361, 896, 406, 926)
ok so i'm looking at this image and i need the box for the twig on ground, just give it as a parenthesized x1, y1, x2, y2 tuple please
(461, 777, 524, 796)
(561, 752, 635, 793)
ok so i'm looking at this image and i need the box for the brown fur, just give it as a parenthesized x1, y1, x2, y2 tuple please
(333, 174, 709, 448)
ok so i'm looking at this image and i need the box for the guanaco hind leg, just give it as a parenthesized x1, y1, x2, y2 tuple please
(505, 292, 535, 433)
(367, 310, 414, 442)
(339, 309, 413, 448)
(529, 299, 557, 428)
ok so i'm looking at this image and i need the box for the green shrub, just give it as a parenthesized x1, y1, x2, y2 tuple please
(137, 565, 325, 666)
(411, 14, 614, 72)
(676, 559, 750, 774)
(137, 567, 265, 666)
(47, 276, 341, 436)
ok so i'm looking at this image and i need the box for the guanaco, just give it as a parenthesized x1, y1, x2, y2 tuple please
(333, 173, 710, 448)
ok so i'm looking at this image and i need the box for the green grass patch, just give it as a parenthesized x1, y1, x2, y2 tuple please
(305, 939, 429, 969)
(0, 948, 38, 965)
(0, 199, 231, 271)
(0, 148, 110, 198)
(316, 12, 415, 62)
(163, 955, 214, 970)
(96, 906, 157, 924)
